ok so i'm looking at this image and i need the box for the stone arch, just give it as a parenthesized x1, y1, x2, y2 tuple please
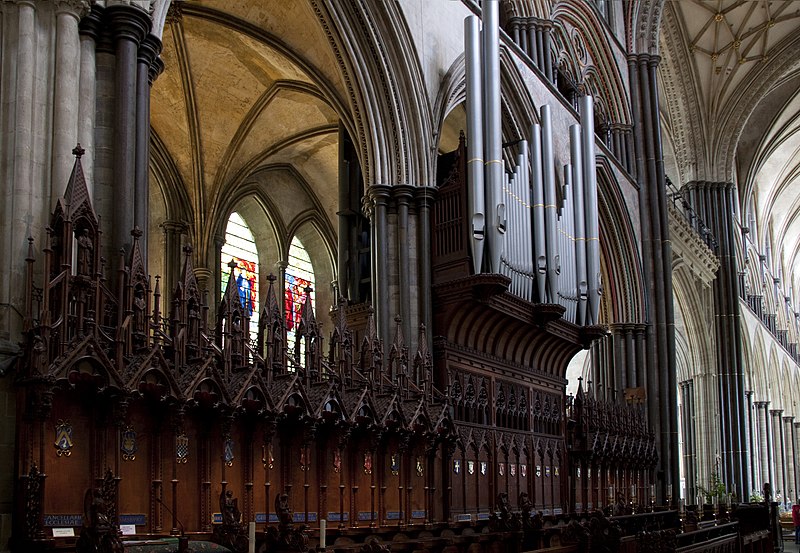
(626, 0, 664, 55)
(550, 1, 632, 126)
(307, 0, 435, 188)
(596, 159, 646, 324)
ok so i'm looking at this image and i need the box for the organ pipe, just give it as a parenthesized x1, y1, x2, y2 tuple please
(463, 6, 600, 327)
(571, 124, 588, 326)
(542, 105, 559, 304)
(482, 0, 505, 273)
(580, 96, 600, 325)
(465, 16, 485, 274)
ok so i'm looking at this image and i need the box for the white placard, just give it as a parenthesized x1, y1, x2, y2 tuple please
(52, 528, 75, 537)
(120, 524, 137, 535)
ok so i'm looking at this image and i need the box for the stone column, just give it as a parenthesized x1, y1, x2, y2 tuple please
(745, 391, 757, 495)
(756, 402, 770, 488)
(7, 0, 37, 329)
(78, 5, 102, 197)
(784, 417, 795, 502)
(107, 3, 150, 262)
(52, 0, 88, 196)
(795, 422, 800, 502)
(160, 220, 187, 298)
(770, 409, 784, 498)
(415, 185, 435, 353)
(367, 184, 391, 349)
(134, 33, 162, 260)
(394, 185, 414, 351)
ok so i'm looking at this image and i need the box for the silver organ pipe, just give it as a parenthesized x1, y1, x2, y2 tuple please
(530, 124, 547, 303)
(482, 0, 505, 273)
(465, 16, 485, 274)
(462, 3, 601, 326)
(570, 124, 588, 326)
(541, 105, 559, 304)
(580, 96, 601, 325)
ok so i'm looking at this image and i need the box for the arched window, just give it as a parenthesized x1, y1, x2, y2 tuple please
(221, 212, 259, 340)
(285, 235, 315, 356)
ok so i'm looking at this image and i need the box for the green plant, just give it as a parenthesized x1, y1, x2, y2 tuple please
(696, 471, 727, 503)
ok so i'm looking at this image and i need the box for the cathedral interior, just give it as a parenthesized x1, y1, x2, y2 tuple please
(1, 0, 800, 552)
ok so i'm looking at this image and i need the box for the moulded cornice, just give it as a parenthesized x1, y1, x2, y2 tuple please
(668, 201, 719, 287)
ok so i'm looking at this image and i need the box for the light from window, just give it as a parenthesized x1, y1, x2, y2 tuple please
(221, 212, 259, 340)
(285, 235, 315, 359)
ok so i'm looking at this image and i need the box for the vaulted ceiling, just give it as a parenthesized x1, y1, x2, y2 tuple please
(659, 0, 800, 298)
(150, 1, 347, 257)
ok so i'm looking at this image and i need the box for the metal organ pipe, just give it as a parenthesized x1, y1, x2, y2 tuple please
(483, 0, 505, 273)
(570, 124, 588, 326)
(580, 96, 600, 324)
(465, 16, 485, 274)
(461, 7, 599, 325)
(531, 124, 547, 303)
(541, 105, 559, 304)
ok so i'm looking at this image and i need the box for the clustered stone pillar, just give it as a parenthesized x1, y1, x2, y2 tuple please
(82, 4, 162, 274)
(784, 416, 795, 502)
(52, 0, 88, 197)
(679, 381, 697, 504)
(628, 53, 678, 502)
(771, 409, 784, 499)
(684, 181, 748, 500)
(366, 184, 391, 348)
(505, 17, 554, 83)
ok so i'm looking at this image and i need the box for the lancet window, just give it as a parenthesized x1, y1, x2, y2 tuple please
(220, 212, 259, 340)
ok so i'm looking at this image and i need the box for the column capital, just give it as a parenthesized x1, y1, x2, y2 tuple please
(783, 416, 794, 423)
(78, 4, 103, 40)
(413, 184, 437, 208)
(770, 408, 784, 416)
(138, 33, 162, 65)
(754, 400, 770, 408)
(392, 184, 415, 205)
(55, 0, 89, 19)
(106, 3, 151, 44)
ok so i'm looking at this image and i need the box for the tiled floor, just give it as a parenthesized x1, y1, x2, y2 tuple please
(783, 538, 800, 553)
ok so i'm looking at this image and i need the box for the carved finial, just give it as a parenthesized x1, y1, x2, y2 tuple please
(228, 258, 238, 271)
(72, 143, 85, 158)
(131, 226, 143, 240)
(183, 245, 193, 256)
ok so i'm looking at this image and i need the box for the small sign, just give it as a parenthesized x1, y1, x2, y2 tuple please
(52, 528, 75, 538)
(120, 524, 136, 535)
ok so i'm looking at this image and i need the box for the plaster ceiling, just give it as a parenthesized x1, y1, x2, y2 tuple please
(661, 0, 800, 298)
(150, 1, 346, 242)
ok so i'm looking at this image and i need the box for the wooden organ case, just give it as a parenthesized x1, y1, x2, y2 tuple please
(432, 136, 657, 520)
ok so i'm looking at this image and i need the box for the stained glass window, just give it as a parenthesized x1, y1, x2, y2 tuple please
(221, 212, 259, 340)
(285, 235, 315, 359)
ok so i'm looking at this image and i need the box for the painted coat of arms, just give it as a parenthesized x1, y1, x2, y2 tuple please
(390, 454, 399, 476)
(333, 449, 342, 473)
(121, 426, 137, 461)
(363, 452, 373, 475)
(224, 438, 235, 466)
(176, 434, 189, 463)
(467, 461, 475, 475)
(453, 460, 461, 474)
(498, 463, 504, 477)
(416, 456, 424, 477)
(480, 461, 487, 476)
(521, 464, 527, 477)
(54, 420, 73, 457)
(509, 464, 516, 477)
